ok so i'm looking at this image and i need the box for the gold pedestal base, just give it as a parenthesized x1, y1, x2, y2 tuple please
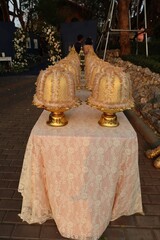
(47, 112, 68, 127)
(98, 112, 119, 127)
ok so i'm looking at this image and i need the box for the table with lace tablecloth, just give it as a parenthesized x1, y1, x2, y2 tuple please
(18, 91, 143, 240)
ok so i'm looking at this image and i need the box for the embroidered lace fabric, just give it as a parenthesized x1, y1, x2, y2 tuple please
(18, 90, 143, 240)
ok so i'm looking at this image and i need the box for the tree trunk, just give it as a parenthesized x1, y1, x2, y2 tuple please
(118, 0, 131, 56)
(0, 0, 10, 21)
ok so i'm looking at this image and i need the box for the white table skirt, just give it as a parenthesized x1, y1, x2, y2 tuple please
(18, 90, 143, 240)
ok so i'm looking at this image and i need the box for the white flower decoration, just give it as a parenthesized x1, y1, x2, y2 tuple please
(42, 23, 62, 65)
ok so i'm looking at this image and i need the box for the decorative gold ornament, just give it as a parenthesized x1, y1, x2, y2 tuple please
(33, 48, 82, 127)
(154, 156, 160, 169)
(145, 145, 160, 159)
(45, 102, 81, 127)
(85, 62, 134, 127)
(86, 100, 129, 127)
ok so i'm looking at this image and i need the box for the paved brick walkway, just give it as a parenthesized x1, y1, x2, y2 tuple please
(0, 75, 160, 240)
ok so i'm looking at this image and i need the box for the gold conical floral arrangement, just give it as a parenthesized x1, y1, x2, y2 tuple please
(85, 50, 134, 127)
(33, 48, 81, 127)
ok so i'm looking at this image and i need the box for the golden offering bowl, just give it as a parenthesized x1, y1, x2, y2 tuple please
(45, 101, 81, 127)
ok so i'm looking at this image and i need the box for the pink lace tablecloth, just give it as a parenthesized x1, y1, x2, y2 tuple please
(18, 93, 143, 240)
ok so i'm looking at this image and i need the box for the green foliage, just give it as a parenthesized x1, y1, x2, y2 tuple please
(135, 40, 160, 56)
(77, 0, 107, 19)
(26, 54, 42, 66)
(123, 38, 160, 73)
(11, 61, 29, 73)
(36, 0, 66, 26)
(0, 64, 11, 74)
(122, 54, 160, 74)
(153, 22, 160, 39)
(20, 0, 39, 10)
(36, 0, 108, 27)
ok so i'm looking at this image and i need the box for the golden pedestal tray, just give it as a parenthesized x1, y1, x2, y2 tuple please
(46, 108, 70, 127)
(34, 98, 81, 127)
(44, 100, 81, 127)
(98, 110, 119, 127)
(87, 100, 133, 127)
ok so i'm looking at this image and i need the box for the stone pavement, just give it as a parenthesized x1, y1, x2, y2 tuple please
(0, 75, 160, 240)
